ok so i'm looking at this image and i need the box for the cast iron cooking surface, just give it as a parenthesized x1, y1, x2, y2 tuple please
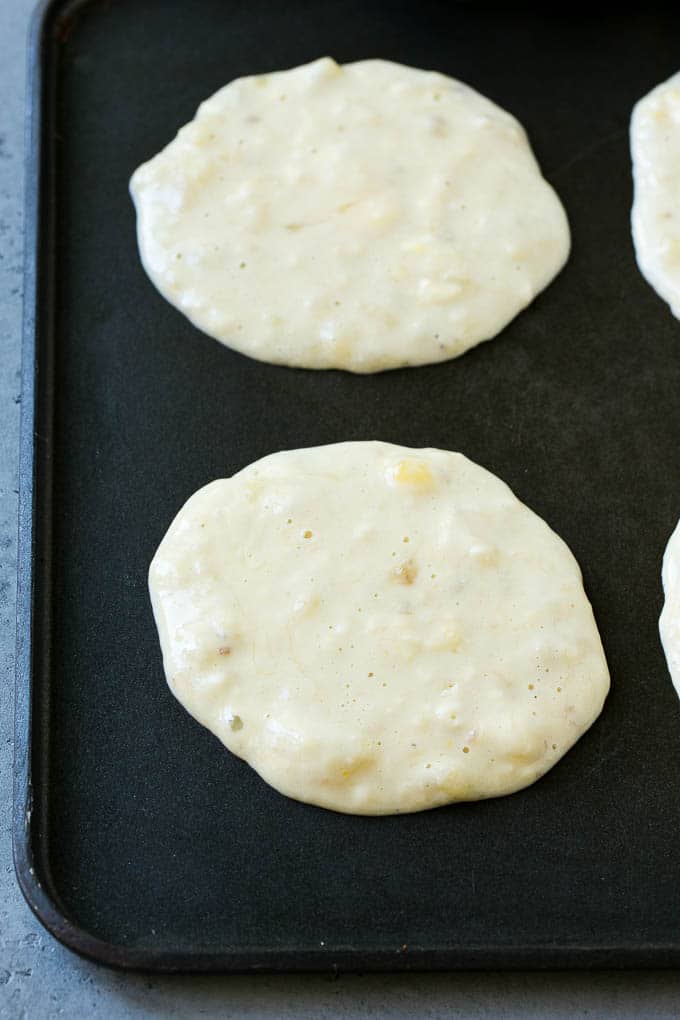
(16, 0, 680, 970)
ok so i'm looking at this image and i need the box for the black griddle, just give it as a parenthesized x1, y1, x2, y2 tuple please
(14, 0, 680, 971)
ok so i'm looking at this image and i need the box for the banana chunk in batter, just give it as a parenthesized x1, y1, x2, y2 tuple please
(149, 442, 609, 814)
(131, 57, 570, 372)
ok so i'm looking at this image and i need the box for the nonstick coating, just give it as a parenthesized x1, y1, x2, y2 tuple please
(18, 0, 680, 969)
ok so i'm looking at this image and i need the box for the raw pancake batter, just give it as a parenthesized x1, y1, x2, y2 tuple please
(131, 58, 570, 372)
(660, 519, 680, 695)
(149, 442, 610, 814)
(631, 71, 680, 318)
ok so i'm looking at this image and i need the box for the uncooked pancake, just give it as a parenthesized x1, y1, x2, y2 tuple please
(149, 442, 609, 814)
(130, 57, 570, 373)
(660, 519, 680, 696)
(631, 72, 680, 318)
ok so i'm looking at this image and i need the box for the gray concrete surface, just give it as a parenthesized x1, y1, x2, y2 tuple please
(2, 1, 680, 1017)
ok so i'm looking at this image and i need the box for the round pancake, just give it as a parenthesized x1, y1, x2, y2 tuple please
(149, 442, 609, 814)
(631, 71, 680, 319)
(660, 519, 680, 695)
(131, 57, 570, 372)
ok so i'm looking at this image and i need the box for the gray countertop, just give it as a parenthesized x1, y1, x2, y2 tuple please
(2, 2, 680, 1016)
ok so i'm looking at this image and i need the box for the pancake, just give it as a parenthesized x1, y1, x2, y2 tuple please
(660, 519, 680, 695)
(149, 441, 609, 814)
(631, 71, 680, 318)
(131, 57, 570, 372)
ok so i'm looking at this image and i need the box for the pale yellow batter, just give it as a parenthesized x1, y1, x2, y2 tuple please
(631, 72, 680, 318)
(131, 57, 570, 372)
(149, 442, 609, 814)
(660, 519, 680, 696)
